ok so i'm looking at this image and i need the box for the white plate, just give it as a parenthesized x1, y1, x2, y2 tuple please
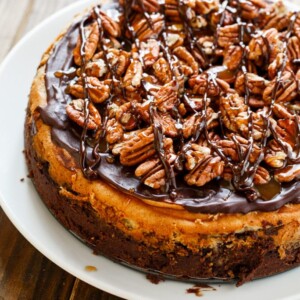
(0, 1, 300, 299)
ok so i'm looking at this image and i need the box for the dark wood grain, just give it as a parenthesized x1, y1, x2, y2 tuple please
(0, 207, 122, 300)
(0, 1, 123, 299)
(0, 207, 74, 299)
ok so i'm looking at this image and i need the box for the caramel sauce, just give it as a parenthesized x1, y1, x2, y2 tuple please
(85, 265, 97, 272)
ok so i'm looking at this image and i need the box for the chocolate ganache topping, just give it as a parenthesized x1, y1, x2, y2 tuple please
(39, 0, 300, 213)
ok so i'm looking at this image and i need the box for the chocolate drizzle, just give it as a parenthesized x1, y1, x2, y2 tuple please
(268, 13, 300, 165)
(39, 0, 300, 213)
(78, 15, 101, 177)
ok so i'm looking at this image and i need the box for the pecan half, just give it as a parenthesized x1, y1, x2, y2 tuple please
(287, 36, 300, 63)
(123, 60, 143, 91)
(132, 0, 160, 13)
(218, 134, 261, 163)
(136, 158, 166, 189)
(173, 46, 199, 75)
(67, 77, 110, 104)
(140, 39, 160, 67)
(190, 15, 208, 29)
(235, 73, 268, 96)
(184, 143, 211, 171)
(115, 102, 138, 131)
(73, 22, 99, 66)
(264, 140, 287, 168)
(220, 93, 248, 133)
(198, 132, 220, 147)
(189, 73, 231, 97)
(86, 59, 108, 78)
(268, 53, 292, 80)
(185, 155, 224, 187)
(86, 77, 111, 103)
(66, 99, 101, 130)
(153, 57, 172, 84)
(223, 45, 243, 71)
(194, 0, 219, 15)
(248, 96, 265, 108)
(99, 11, 121, 37)
(253, 166, 271, 185)
(223, 165, 270, 185)
(272, 103, 293, 119)
(182, 108, 219, 139)
(165, 32, 185, 49)
(275, 165, 300, 183)
(262, 6, 292, 31)
(154, 112, 178, 137)
(135, 138, 176, 189)
(106, 118, 124, 144)
(112, 127, 155, 166)
(248, 28, 283, 66)
(107, 49, 131, 77)
(184, 96, 211, 111)
(211, 9, 235, 27)
(197, 36, 214, 57)
(165, 0, 180, 22)
(154, 82, 177, 112)
(273, 117, 298, 149)
(240, 0, 267, 20)
(217, 24, 240, 48)
(263, 70, 300, 104)
(132, 13, 164, 41)
(135, 100, 152, 123)
(294, 13, 300, 41)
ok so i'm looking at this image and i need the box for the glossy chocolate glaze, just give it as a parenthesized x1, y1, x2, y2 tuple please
(39, 0, 300, 213)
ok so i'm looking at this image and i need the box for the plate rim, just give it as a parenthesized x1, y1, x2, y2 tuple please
(0, 1, 300, 299)
(0, 1, 142, 299)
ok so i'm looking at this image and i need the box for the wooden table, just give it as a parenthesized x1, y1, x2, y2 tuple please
(0, 1, 121, 299)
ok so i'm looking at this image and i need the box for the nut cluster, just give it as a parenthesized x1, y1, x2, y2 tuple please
(63, 0, 300, 199)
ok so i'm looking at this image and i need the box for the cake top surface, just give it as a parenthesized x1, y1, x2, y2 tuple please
(40, 0, 300, 213)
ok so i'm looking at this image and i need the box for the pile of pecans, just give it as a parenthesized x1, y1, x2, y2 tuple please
(64, 0, 300, 200)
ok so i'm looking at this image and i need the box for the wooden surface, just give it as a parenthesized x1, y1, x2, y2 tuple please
(0, 1, 121, 299)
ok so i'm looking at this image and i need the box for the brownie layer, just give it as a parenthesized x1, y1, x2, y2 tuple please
(25, 118, 300, 285)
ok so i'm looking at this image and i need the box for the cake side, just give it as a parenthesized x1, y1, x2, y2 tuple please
(25, 111, 300, 285)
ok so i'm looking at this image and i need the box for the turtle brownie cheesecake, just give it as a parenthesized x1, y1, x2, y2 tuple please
(25, 0, 300, 285)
